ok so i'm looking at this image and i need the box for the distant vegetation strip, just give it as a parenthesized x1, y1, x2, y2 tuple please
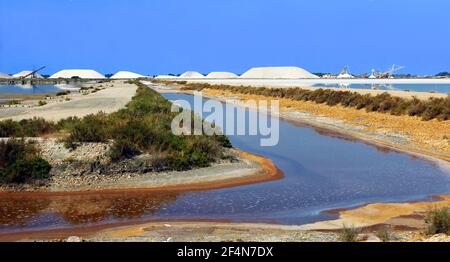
(0, 81, 232, 184)
(180, 83, 450, 121)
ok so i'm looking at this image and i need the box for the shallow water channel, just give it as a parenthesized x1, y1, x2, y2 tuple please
(0, 92, 449, 234)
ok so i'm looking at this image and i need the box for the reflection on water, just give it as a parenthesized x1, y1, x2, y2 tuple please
(1, 92, 450, 233)
(0, 192, 179, 232)
(0, 197, 51, 227)
(0, 84, 73, 95)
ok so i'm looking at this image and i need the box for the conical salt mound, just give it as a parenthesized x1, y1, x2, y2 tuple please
(0, 72, 12, 79)
(50, 69, 105, 79)
(240, 66, 319, 79)
(179, 71, 205, 78)
(111, 71, 145, 79)
(206, 72, 238, 78)
(13, 70, 44, 79)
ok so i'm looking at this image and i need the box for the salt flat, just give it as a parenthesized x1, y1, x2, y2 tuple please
(0, 81, 137, 121)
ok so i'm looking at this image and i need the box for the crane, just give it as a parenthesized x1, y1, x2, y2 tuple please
(20, 66, 46, 79)
(380, 64, 405, 79)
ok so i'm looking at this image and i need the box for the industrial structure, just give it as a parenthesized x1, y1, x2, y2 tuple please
(336, 66, 354, 79)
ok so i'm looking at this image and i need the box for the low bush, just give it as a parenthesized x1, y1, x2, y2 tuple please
(425, 207, 450, 235)
(109, 139, 141, 162)
(0, 118, 57, 137)
(37, 100, 47, 107)
(65, 113, 111, 146)
(5, 100, 21, 106)
(0, 81, 232, 172)
(0, 139, 52, 184)
(181, 83, 450, 121)
(64, 81, 232, 170)
(338, 225, 359, 242)
(376, 226, 391, 242)
(56, 91, 70, 96)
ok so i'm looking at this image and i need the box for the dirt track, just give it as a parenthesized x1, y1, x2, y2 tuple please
(0, 81, 137, 121)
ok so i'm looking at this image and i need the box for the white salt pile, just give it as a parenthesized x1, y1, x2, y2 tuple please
(110, 71, 145, 79)
(240, 67, 319, 79)
(0, 72, 12, 79)
(206, 72, 238, 78)
(13, 70, 44, 79)
(50, 69, 105, 79)
(179, 71, 205, 78)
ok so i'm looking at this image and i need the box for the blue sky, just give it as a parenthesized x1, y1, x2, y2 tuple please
(0, 0, 449, 76)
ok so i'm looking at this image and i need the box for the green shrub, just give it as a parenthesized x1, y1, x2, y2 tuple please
(0, 118, 57, 137)
(62, 81, 232, 170)
(56, 117, 81, 131)
(0, 139, 29, 168)
(110, 139, 141, 162)
(0, 120, 23, 137)
(5, 100, 21, 106)
(65, 113, 111, 144)
(425, 207, 450, 235)
(338, 225, 359, 242)
(1, 81, 232, 173)
(19, 118, 56, 137)
(0, 139, 52, 184)
(56, 91, 70, 96)
(376, 227, 391, 242)
(38, 100, 47, 106)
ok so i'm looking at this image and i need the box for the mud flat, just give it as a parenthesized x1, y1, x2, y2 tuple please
(0, 81, 137, 121)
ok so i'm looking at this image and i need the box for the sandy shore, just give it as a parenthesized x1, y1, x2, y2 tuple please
(182, 79, 449, 100)
(299, 195, 450, 231)
(0, 81, 137, 121)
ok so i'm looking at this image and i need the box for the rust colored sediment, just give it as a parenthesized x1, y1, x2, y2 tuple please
(0, 219, 231, 242)
(0, 151, 283, 242)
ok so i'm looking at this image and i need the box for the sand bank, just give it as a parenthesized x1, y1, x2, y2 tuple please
(299, 195, 450, 231)
(0, 149, 281, 194)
